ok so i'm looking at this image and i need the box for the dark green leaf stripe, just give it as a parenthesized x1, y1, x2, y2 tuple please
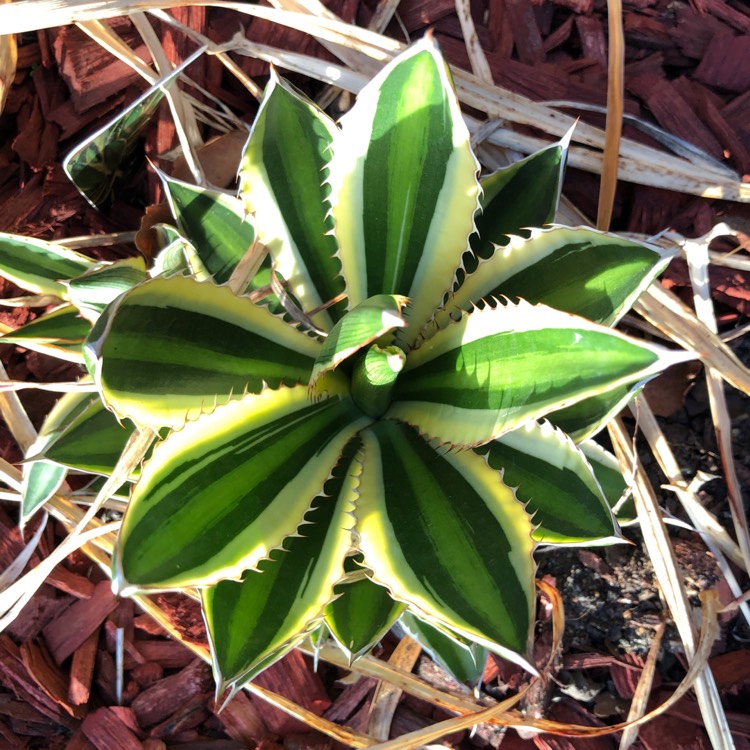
(86, 275, 322, 428)
(325, 565, 405, 660)
(453, 227, 673, 327)
(240, 72, 343, 329)
(330, 36, 479, 347)
(65, 257, 148, 320)
(115, 384, 370, 591)
(162, 173, 255, 285)
(0, 232, 94, 297)
(360, 51, 453, 298)
(478, 421, 620, 545)
(42, 399, 137, 476)
(547, 382, 643, 442)
(0, 305, 90, 344)
(203, 447, 359, 692)
(391, 300, 684, 447)
(470, 139, 566, 260)
(580, 439, 635, 523)
(356, 420, 534, 663)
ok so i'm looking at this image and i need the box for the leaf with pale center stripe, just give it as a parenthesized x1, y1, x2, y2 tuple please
(477, 420, 621, 545)
(22, 390, 95, 523)
(324, 560, 405, 661)
(114, 382, 371, 592)
(0, 305, 90, 363)
(328, 35, 479, 347)
(389, 299, 694, 447)
(203, 447, 359, 695)
(39, 398, 137, 476)
(64, 257, 148, 322)
(84, 275, 322, 429)
(310, 294, 408, 388)
(0, 232, 94, 297)
(239, 71, 343, 330)
(161, 172, 257, 285)
(355, 419, 535, 669)
(451, 226, 674, 327)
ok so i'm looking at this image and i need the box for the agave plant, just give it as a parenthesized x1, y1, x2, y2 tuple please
(3, 37, 689, 698)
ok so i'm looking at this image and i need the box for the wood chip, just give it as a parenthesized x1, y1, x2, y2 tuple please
(81, 707, 144, 750)
(213, 687, 271, 744)
(43, 580, 117, 665)
(69, 629, 100, 707)
(131, 658, 213, 728)
(694, 29, 750, 93)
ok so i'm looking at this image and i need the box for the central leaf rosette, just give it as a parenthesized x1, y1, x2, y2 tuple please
(73, 36, 691, 697)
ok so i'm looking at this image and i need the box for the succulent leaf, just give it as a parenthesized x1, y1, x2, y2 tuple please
(239, 71, 343, 330)
(114, 381, 370, 592)
(84, 275, 322, 429)
(478, 420, 621, 545)
(390, 299, 693, 447)
(356, 419, 536, 670)
(329, 35, 480, 347)
(203, 447, 360, 692)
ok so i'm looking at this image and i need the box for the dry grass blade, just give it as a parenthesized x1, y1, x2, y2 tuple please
(637, 283, 750, 396)
(0, 380, 99, 392)
(608, 417, 733, 750)
(0, 428, 152, 634)
(2, 0, 749, 202)
(632, 395, 746, 572)
(368, 635, 422, 740)
(454, 0, 492, 84)
(0, 0, 17, 113)
(0, 360, 37, 454)
(684, 234, 750, 576)
(128, 11, 205, 184)
(0, 512, 47, 590)
(596, 0, 624, 231)
(0, 520, 119, 630)
(619, 622, 665, 750)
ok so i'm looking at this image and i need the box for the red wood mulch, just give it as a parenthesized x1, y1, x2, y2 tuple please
(1, 1, 750, 748)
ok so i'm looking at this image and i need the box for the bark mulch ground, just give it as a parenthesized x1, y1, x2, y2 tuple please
(1, 1, 750, 748)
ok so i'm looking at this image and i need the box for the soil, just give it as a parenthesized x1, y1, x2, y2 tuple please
(1, 1, 750, 749)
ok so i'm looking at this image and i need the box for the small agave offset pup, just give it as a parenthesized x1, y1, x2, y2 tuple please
(4, 36, 692, 700)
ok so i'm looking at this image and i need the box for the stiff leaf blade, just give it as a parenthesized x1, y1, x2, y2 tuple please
(84, 275, 322, 428)
(391, 299, 693, 447)
(329, 36, 479, 346)
(325, 564, 405, 661)
(580, 439, 635, 524)
(40, 398, 137, 476)
(310, 294, 408, 387)
(547, 381, 645, 442)
(239, 71, 343, 329)
(356, 419, 535, 669)
(203, 447, 359, 694)
(452, 226, 674, 326)
(63, 49, 204, 209)
(0, 232, 94, 297)
(478, 420, 620, 545)
(64, 257, 148, 322)
(0, 305, 90, 363)
(21, 390, 95, 523)
(471, 135, 568, 259)
(161, 172, 257, 285)
(114, 382, 370, 591)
